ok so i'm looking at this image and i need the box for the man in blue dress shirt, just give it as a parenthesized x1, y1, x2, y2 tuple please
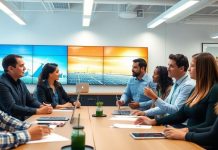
(116, 58, 156, 110)
(132, 54, 195, 117)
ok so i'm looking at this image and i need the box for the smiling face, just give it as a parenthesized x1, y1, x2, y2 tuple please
(167, 59, 184, 80)
(152, 68, 159, 83)
(48, 66, 59, 81)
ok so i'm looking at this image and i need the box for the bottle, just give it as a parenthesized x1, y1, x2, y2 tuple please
(71, 126, 85, 150)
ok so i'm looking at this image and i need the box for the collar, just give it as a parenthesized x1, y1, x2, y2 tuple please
(135, 73, 148, 81)
(4, 73, 21, 85)
(176, 74, 188, 86)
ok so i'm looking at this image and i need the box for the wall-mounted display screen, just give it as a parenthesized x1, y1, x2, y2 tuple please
(0, 45, 148, 85)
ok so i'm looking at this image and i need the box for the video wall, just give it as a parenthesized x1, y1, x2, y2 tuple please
(0, 45, 148, 85)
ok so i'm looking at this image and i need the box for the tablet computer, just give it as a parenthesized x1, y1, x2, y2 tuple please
(37, 117, 69, 121)
(130, 132, 165, 139)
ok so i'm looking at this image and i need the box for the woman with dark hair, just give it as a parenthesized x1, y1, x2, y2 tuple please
(132, 66, 173, 116)
(34, 63, 81, 109)
(135, 53, 218, 138)
(152, 66, 173, 100)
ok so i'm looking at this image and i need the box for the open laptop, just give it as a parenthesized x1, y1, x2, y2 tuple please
(70, 92, 80, 124)
(76, 83, 89, 93)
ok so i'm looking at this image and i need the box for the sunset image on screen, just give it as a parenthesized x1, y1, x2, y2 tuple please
(104, 47, 148, 57)
(104, 57, 148, 75)
(68, 46, 103, 56)
(67, 46, 148, 85)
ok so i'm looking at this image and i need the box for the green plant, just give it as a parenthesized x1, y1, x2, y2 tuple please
(96, 101, 103, 107)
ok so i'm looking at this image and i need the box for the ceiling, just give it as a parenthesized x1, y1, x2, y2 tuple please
(3, 0, 218, 26)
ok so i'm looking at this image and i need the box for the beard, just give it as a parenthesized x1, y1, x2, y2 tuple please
(132, 71, 140, 77)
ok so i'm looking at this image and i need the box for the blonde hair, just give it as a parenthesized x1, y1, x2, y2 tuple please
(187, 53, 218, 107)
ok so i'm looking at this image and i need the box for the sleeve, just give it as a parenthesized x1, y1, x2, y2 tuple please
(24, 84, 41, 108)
(120, 79, 132, 103)
(59, 85, 71, 103)
(0, 130, 31, 149)
(0, 83, 37, 117)
(185, 118, 218, 146)
(155, 105, 188, 125)
(188, 84, 218, 131)
(155, 84, 194, 114)
(139, 100, 152, 108)
(36, 85, 57, 108)
(145, 104, 166, 117)
(190, 126, 212, 133)
(0, 110, 31, 132)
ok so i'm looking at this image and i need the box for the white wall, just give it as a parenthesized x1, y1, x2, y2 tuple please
(0, 11, 218, 92)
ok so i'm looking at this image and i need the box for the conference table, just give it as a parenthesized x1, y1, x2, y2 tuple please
(16, 106, 204, 150)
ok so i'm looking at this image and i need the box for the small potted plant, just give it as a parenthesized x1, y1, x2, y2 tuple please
(96, 101, 104, 117)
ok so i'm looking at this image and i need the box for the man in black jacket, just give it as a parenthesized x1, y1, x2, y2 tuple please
(0, 54, 53, 120)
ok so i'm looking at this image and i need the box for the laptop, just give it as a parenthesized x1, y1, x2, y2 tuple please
(70, 92, 80, 124)
(76, 83, 89, 93)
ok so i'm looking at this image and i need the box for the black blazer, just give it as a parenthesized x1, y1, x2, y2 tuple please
(0, 73, 41, 120)
(35, 80, 74, 108)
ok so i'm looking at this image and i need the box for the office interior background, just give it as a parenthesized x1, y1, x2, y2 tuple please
(0, 0, 218, 93)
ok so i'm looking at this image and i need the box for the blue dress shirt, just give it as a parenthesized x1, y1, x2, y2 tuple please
(145, 74, 195, 116)
(120, 73, 156, 109)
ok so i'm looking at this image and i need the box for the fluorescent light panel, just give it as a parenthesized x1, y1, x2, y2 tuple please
(164, 1, 199, 19)
(212, 36, 218, 39)
(83, 17, 91, 27)
(83, 0, 94, 16)
(211, 33, 218, 39)
(147, 0, 199, 28)
(0, 2, 26, 25)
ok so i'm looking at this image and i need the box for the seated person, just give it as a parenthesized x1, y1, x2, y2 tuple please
(116, 58, 156, 110)
(132, 54, 195, 117)
(0, 109, 51, 149)
(34, 63, 81, 109)
(164, 103, 218, 150)
(134, 53, 218, 133)
(0, 54, 53, 121)
(132, 66, 173, 117)
(152, 66, 173, 101)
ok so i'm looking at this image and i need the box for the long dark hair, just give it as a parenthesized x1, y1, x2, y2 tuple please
(187, 53, 218, 107)
(156, 66, 173, 95)
(38, 63, 59, 86)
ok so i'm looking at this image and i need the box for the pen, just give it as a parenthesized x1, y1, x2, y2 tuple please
(38, 123, 50, 125)
(116, 95, 120, 110)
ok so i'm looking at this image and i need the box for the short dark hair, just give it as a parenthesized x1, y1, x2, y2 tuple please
(2, 54, 22, 72)
(133, 58, 147, 70)
(169, 54, 189, 71)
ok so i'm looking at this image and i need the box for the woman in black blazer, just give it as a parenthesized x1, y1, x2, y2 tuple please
(35, 63, 81, 109)
(164, 103, 218, 150)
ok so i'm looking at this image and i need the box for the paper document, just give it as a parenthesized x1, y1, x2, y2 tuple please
(110, 117, 137, 121)
(53, 109, 72, 112)
(27, 133, 69, 144)
(112, 115, 138, 118)
(112, 123, 152, 129)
